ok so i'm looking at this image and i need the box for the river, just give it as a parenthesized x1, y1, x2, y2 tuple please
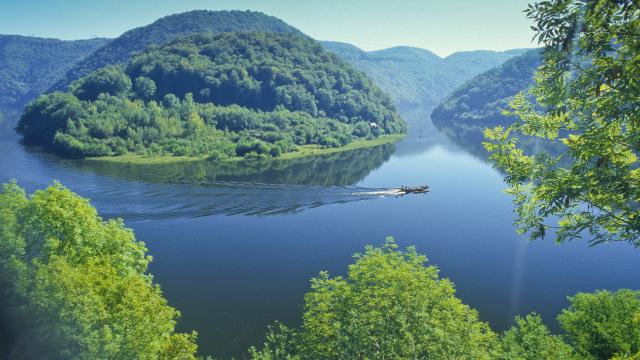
(1, 107, 638, 358)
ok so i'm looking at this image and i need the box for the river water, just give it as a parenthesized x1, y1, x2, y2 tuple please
(1, 107, 638, 358)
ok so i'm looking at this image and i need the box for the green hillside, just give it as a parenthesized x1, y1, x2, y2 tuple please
(18, 32, 405, 160)
(431, 49, 541, 127)
(322, 41, 529, 108)
(49, 10, 302, 92)
(0, 35, 110, 115)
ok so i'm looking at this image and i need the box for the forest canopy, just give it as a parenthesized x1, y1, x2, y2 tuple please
(48, 10, 303, 92)
(17, 32, 405, 159)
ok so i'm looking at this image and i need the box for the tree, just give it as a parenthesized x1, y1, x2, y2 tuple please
(558, 290, 640, 359)
(70, 65, 132, 101)
(134, 76, 157, 100)
(500, 313, 575, 360)
(484, 0, 640, 245)
(16, 92, 85, 145)
(0, 182, 198, 359)
(250, 238, 500, 359)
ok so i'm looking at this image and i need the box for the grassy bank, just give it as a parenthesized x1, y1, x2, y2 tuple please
(86, 134, 405, 165)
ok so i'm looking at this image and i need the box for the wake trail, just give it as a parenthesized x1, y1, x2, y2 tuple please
(84, 181, 409, 222)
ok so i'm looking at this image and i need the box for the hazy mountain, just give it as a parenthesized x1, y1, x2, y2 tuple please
(431, 49, 541, 127)
(49, 10, 303, 92)
(0, 35, 110, 115)
(321, 41, 530, 109)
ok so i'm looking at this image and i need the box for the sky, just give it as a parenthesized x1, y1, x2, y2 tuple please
(0, 0, 536, 57)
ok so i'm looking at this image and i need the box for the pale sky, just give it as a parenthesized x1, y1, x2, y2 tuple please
(0, 0, 536, 57)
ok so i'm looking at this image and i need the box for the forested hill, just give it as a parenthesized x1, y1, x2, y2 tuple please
(431, 49, 541, 127)
(18, 32, 405, 159)
(49, 10, 302, 92)
(0, 35, 110, 115)
(321, 41, 530, 109)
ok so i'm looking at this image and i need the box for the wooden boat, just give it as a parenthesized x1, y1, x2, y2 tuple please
(397, 185, 429, 195)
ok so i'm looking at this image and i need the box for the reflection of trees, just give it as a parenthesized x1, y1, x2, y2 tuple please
(69, 144, 396, 187)
(434, 120, 567, 163)
(0, 111, 18, 139)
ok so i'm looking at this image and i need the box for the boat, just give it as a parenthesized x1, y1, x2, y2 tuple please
(396, 185, 429, 195)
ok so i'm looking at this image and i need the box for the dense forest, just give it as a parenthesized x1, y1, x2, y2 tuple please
(2, 182, 639, 359)
(431, 49, 541, 127)
(18, 32, 405, 159)
(322, 41, 529, 108)
(0, 35, 109, 115)
(49, 10, 302, 92)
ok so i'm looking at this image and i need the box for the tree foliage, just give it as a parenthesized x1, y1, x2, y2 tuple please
(500, 313, 576, 360)
(250, 238, 500, 359)
(0, 182, 198, 359)
(558, 290, 640, 359)
(49, 10, 303, 92)
(249, 239, 640, 360)
(18, 32, 404, 159)
(484, 0, 640, 245)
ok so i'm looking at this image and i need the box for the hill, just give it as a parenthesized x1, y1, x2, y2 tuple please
(431, 49, 541, 127)
(321, 41, 529, 108)
(0, 35, 110, 114)
(18, 32, 405, 160)
(49, 10, 302, 92)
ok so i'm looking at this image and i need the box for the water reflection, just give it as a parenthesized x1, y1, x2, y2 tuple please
(64, 143, 395, 187)
(433, 119, 568, 162)
(1, 123, 407, 221)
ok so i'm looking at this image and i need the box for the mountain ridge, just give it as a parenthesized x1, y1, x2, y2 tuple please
(0, 35, 110, 115)
(431, 48, 542, 127)
(321, 41, 532, 108)
(48, 10, 304, 92)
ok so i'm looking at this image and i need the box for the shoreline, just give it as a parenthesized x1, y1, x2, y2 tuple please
(84, 134, 406, 165)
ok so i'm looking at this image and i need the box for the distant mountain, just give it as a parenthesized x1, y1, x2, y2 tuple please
(49, 10, 303, 92)
(321, 41, 530, 109)
(431, 49, 541, 128)
(0, 35, 110, 114)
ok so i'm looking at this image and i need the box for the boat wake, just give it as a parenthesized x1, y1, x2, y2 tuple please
(93, 183, 412, 222)
(351, 189, 405, 197)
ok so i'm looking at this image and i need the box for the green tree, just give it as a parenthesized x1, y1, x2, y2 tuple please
(558, 290, 640, 360)
(250, 238, 499, 359)
(16, 92, 85, 145)
(0, 182, 198, 359)
(70, 64, 132, 101)
(500, 313, 575, 360)
(484, 0, 640, 245)
(134, 76, 157, 100)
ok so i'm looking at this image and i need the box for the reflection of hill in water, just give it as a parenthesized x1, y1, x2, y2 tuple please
(0, 111, 18, 139)
(2, 118, 400, 220)
(55, 145, 398, 220)
(67, 143, 395, 187)
(434, 119, 567, 163)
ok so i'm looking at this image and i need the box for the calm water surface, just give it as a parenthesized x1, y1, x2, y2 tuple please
(1, 108, 638, 358)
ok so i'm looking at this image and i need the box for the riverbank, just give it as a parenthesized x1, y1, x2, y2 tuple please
(85, 134, 406, 165)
